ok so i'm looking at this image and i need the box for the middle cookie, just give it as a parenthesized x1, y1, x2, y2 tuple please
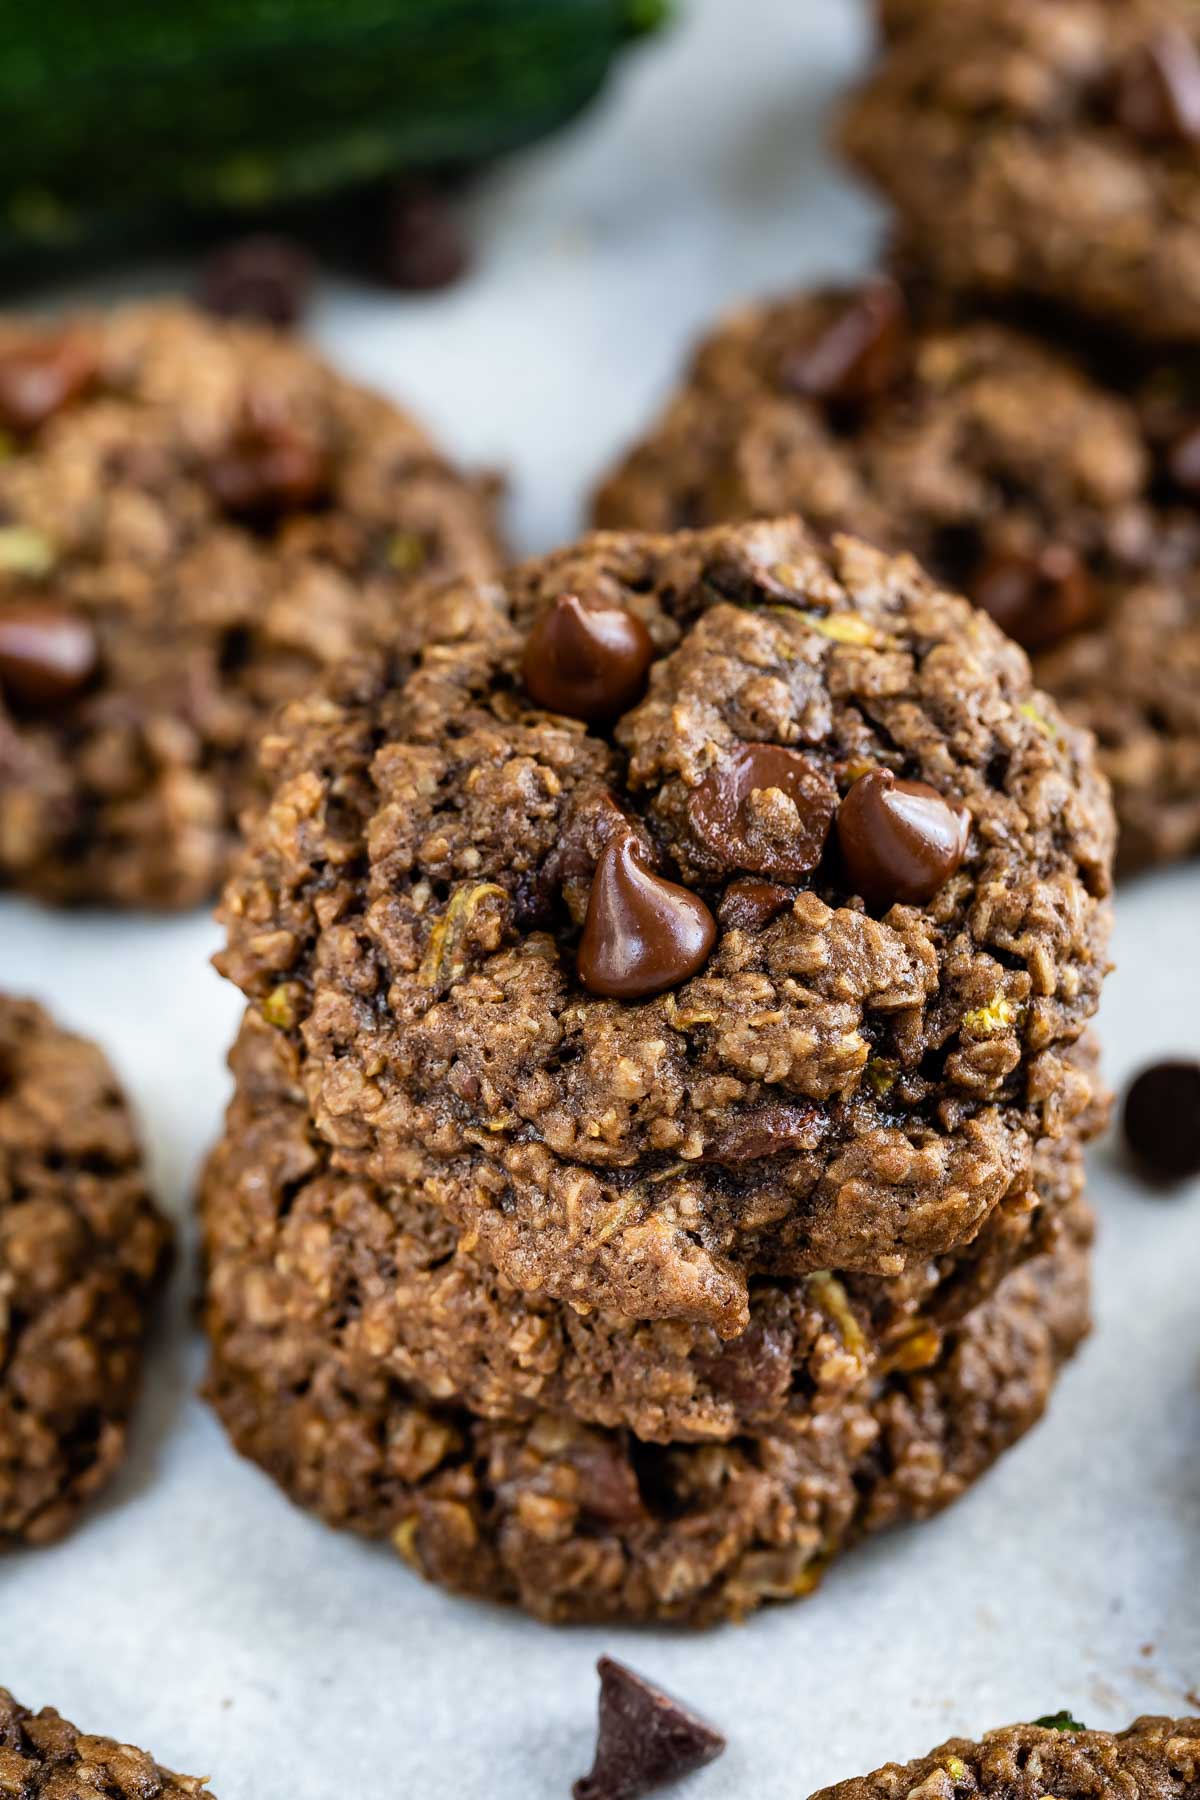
(218, 518, 1114, 1336)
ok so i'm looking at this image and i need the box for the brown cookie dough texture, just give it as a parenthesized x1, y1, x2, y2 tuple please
(812, 1716, 1200, 1800)
(841, 0, 1200, 346)
(0, 301, 503, 908)
(201, 1014, 1092, 1623)
(0, 1688, 208, 1798)
(593, 284, 1200, 871)
(0, 997, 170, 1546)
(218, 519, 1113, 1336)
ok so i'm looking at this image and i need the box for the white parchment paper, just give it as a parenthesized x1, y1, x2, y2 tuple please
(4, 4, 1199, 1794)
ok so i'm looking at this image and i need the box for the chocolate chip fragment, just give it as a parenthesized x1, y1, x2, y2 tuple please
(717, 876, 794, 931)
(0, 602, 97, 707)
(206, 415, 329, 517)
(523, 594, 655, 723)
(574, 1658, 726, 1800)
(578, 834, 716, 999)
(1122, 1059, 1200, 1181)
(0, 333, 96, 434)
(972, 545, 1093, 650)
(702, 1100, 821, 1163)
(778, 279, 907, 404)
(376, 180, 470, 291)
(690, 743, 837, 880)
(198, 234, 314, 327)
(1115, 29, 1200, 144)
(837, 768, 970, 908)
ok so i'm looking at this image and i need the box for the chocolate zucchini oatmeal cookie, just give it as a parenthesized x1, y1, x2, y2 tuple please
(593, 282, 1200, 870)
(841, 0, 1200, 346)
(0, 1687, 209, 1797)
(201, 1007, 1098, 1448)
(218, 519, 1113, 1335)
(203, 1163, 1092, 1624)
(0, 301, 502, 907)
(0, 996, 170, 1545)
(812, 1715, 1200, 1800)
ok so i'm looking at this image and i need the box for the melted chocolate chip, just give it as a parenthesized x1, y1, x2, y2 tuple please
(574, 1658, 726, 1800)
(1166, 423, 1200, 496)
(523, 593, 655, 723)
(701, 1100, 821, 1163)
(690, 743, 837, 880)
(0, 333, 96, 434)
(206, 417, 329, 517)
(0, 602, 97, 707)
(837, 768, 970, 908)
(1115, 29, 1200, 144)
(577, 834, 716, 1000)
(1122, 1059, 1200, 1181)
(376, 180, 470, 291)
(198, 234, 314, 327)
(778, 279, 907, 405)
(717, 876, 795, 931)
(972, 545, 1093, 651)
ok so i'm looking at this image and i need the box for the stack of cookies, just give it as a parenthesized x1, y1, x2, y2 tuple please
(596, 0, 1200, 874)
(201, 515, 1113, 1623)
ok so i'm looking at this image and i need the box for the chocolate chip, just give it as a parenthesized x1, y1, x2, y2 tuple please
(1115, 29, 1200, 143)
(0, 602, 97, 707)
(574, 1658, 726, 1800)
(577, 834, 716, 1000)
(206, 416, 329, 517)
(778, 279, 907, 405)
(523, 594, 655, 723)
(836, 767, 970, 908)
(690, 743, 837, 880)
(702, 1100, 821, 1163)
(1166, 423, 1200, 496)
(717, 876, 795, 931)
(198, 235, 314, 327)
(0, 333, 96, 434)
(1122, 1059, 1200, 1181)
(376, 180, 470, 291)
(972, 545, 1094, 651)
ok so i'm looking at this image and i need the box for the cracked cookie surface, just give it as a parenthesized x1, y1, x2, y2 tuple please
(218, 519, 1113, 1333)
(0, 1688, 208, 1797)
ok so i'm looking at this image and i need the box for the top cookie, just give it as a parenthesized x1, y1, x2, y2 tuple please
(812, 1716, 1200, 1800)
(218, 519, 1113, 1334)
(841, 0, 1200, 344)
(0, 302, 502, 907)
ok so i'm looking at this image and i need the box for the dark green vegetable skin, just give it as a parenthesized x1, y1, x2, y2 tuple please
(0, 0, 670, 263)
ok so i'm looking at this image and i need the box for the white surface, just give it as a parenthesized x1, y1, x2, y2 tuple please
(4, 2, 1199, 1794)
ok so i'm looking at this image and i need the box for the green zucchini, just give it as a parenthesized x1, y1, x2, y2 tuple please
(0, 0, 670, 264)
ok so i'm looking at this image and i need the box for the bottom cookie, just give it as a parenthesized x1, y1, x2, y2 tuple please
(205, 1185, 1091, 1626)
(812, 1715, 1200, 1800)
(0, 1688, 208, 1797)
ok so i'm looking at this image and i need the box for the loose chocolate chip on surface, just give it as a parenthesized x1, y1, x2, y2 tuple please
(1166, 422, 1200, 496)
(207, 417, 329, 517)
(778, 279, 907, 404)
(578, 834, 716, 999)
(1122, 1059, 1200, 1181)
(717, 875, 795, 931)
(0, 333, 96, 434)
(376, 180, 470, 291)
(972, 544, 1093, 651)
(523, 593, 655, 722)
(1116, 29, 1200, 144)
(0, 602, 97, 707)
(574, 1657, 726, 1800)
(198, 234, 314, 327)
(690, 743, 837, 880)
(837, 767, 970, 908)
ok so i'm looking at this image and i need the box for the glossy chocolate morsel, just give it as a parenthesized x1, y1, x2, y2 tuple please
(0, 333, 97, 434)
(0, 603, 98, 707)
(972, 544, 1094, 652)
(1115, 28, 1200, 144)
(717, 876, 795, 931)
(1122, 1059, 1200, 1181)
(206, 416, 329, 517)
(689, 742, 838, 880)
(577, 833, 716, 999)
(778, 279, 907, 404)
(837, 767, 970, 908)
(523, 593, 655, 723)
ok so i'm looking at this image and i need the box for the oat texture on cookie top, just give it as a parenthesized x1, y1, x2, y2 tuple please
(218, 517, 1114, 1336)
